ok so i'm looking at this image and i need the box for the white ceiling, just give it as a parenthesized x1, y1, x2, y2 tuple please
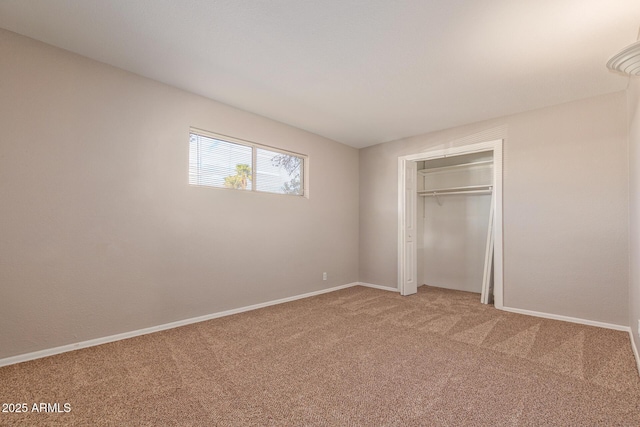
(1, 1, 639, 148)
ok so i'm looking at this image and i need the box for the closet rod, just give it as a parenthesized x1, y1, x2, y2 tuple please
(419, 189, 492, 197)
(417, 184, 492, 194)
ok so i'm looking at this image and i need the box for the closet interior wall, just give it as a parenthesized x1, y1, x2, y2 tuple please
(417, 152, 493, 294)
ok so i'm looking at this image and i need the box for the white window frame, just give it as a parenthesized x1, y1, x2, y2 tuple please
(189, 127, 309, 198)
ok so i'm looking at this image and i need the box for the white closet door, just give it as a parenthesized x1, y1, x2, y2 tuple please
(402, 161, 418, 295)
(481, 192, 495, 304)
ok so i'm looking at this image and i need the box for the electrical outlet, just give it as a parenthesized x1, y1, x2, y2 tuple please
(322, 272, 327, 281)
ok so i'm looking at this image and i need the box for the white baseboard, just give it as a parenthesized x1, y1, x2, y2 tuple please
(6, 283, 636, 376)
(357, 282, 399, 292)
(500, 305, 629, 331)
(0, 282, 359, 368)
(501, 306, 640, 377)
(630, 331, 640, 377)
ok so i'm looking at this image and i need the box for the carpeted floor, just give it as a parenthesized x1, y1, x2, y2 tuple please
(1, 285, 639, 426)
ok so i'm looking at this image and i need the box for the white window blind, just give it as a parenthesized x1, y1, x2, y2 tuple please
(189, 133, 252, 189)
(256, 148, 303, 195)
(189, 129, 305, 196)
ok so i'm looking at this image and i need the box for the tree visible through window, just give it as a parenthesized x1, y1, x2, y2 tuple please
(189, 130, 305, 196)
(224, 164, 252, 190)
(272, 153, 302, 194)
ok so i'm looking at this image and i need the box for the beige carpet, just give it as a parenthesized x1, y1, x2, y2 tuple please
(1, 285, 639, 426)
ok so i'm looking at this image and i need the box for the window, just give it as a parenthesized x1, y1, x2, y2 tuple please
(189, 129, 305, 196)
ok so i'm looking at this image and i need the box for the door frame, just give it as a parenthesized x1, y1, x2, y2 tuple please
(397, 139, 504, 308)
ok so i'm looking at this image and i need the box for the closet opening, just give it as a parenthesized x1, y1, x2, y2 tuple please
(398, 140, 503, 308)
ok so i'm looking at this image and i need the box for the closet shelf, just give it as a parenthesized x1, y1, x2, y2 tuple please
(418, 160, 493, 175)
(418, 184, 492, 196)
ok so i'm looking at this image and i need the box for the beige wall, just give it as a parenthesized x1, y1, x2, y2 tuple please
(0, 26, 633, 361)
(360, 92, 629, 326)
(0, 29, 359, 359)
(629, 77, 640, 354)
